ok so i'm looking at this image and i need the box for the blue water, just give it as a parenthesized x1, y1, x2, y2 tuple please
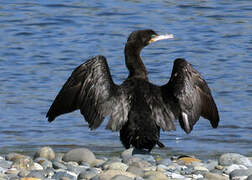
(0, 0, 251, 158)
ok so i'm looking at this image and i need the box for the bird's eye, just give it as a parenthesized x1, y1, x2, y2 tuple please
(151, 34, 156, 38)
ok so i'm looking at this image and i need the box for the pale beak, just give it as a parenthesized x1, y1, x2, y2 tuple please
(149, 34, 174, 43)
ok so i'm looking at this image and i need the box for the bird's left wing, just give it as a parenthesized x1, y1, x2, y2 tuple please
(162, 58, 219, 134)
(46, 55, 128, 130)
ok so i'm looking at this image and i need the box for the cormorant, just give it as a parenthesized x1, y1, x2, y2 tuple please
(46, 29, 219, 152)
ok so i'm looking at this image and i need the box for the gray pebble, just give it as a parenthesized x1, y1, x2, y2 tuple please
(204, 160, 218, 171)
(230, 168, 252, 180)
(18, 169, 30, 177)
(53, 161, 67, 170)
(77, 169, 98, 180)
(111, 175, 134, 180)
(219, 153, 252, 167)
(26, 170, 47, 179)
(34, 146, 55, 160)
(66, 163, 87, 174)
(35, 157, 53, 169)
(62, 148, 96, 164)
(133, 154, 155, 164)
(127, 166, 144, 177)
(0, 159, 12, 169)
(247, 174, 252, 180)
(52, 171, 77, 180)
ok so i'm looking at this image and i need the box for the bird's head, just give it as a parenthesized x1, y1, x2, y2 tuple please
(127, 29, 174, 48)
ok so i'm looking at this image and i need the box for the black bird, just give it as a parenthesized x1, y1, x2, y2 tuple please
(46, 29, 219, 152)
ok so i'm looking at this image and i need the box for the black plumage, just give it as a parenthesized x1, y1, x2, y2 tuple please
(46, 29, 219, 152)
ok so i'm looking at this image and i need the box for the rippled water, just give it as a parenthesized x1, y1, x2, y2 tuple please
(0, 0, 251, 158)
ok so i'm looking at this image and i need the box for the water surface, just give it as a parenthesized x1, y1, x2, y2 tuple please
(0, 0, 251, 158)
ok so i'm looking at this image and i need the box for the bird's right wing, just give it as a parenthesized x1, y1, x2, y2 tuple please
(46, 55, 129, 130)
(162, 58, 219, 134)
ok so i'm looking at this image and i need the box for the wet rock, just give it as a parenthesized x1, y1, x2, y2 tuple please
(133, 154, 155, 164)
(54, 153, 64, 162)
(77, 169, 98, 180)
(224, 164, 247, 174)
(126, 166, 144, 177)
(97, 170, 136, 180)
(143, 171, 168, 180)
(219, 153, 252, 167)
(34, 147, 55, 160)
(204, 160, 218, 171)
(121, 148, 150, 162)
(194, 166, 209, 172)
(0, 159, 12, 169)
(247, 175, 252, 180)
(26, 170, 47, 179)
(34, 158, 52, 169)
(5, 168, 19, 175)
(66, 163, 87, 174)
(11, 156, 35, 171)
(125, 157, 154, 171)
(62, 148, 96, 164)
(177, 156, 201, 165)
(18, 169, 30, 177)
(20, 178, 42, 180)
(229, 168, 252, 180)
(111, 175, 134, 180)
(204, 172, 229, 180)
(103, 162, 128, 171)
(171, 172, 185, 179)
(5, 153, 26, 161)
(91, 159, 105, 167)
(52, 171, 77, 180)
(53, 161, 67, 170)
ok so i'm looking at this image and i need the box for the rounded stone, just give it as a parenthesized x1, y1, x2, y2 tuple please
(52, 171, 77, 180)
(111, 175, 134, 180)
(204, 172, 229, 180)
(133, 154, 155, 164)
(143, 171, 168, 180)
(204, 160, 218, 171)
(97, 170, 136, 180)
(26, 170, 46, 179)
(6, 153, 26, 161)
(224, 164, 247, 175)
(219, 153, 252, 167)
(194, 166, 209, 172)
(126, 166, 144, 177)
(62, 148, 96, 164)
(229, 169, 252, 179)
(66, 163, 87, 174)
(18, 170, 30, 177)
(247, 175, 252, 180)
(11, 156, 35, 171)
(34, 147, 55, 160)
(34, 158, 52, 169)
(103, 162, 128, 171)
(0, 159, 12, 169)
(52, 161, 67, 170)
(77, 169, 98, 180)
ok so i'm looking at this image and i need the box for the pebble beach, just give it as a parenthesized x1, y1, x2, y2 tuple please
(1, 147, 252, 180)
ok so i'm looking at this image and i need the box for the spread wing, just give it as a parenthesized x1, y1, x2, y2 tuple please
(162, 58, 219, 133)
(46, 55, 129, 130)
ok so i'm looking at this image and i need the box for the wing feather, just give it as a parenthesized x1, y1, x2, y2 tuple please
(46, 55, 126, 130)
(162, 58, 219, 133)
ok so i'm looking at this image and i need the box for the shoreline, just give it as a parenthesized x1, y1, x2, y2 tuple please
(0, 146, 252, 180)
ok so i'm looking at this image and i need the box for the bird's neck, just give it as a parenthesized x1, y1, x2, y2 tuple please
(124, 42, 148, 80)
